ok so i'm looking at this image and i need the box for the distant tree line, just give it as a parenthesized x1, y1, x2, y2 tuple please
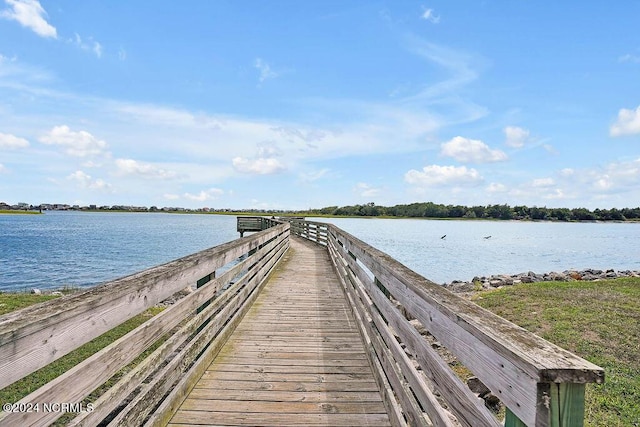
(303, 202, 640, 221)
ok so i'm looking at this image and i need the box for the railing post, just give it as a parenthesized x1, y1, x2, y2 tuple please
(196, 272, 215, 314)
(550, 383, 586, 427)
(504, 409, 527, 427)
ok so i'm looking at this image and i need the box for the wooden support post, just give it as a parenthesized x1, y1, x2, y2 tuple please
(550, 383, 586, 427)
(504, 383, 586, 427)
(196, 272, 215, 315)
(375, 277, 391, 299)
(504, 408, 527, 427)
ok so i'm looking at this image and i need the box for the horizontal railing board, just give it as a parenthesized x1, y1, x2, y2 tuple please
(110, 241, 287, 427)
(329, 228, 543, 425)
(336, 253, 435, 427)
(332, 226, 603, 383)
(331, 236, 453, 427)
(144, 242, 288, 427)
(329, 234, 500, 427)
(326, 242, 405, 427)
(0, 225, 288, 391)
(66, 237, 284, 427)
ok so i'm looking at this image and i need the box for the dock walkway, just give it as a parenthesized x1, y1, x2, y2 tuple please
(168, 237, 392, 426)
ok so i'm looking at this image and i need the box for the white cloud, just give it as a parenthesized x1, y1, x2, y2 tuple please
(440, 136, 507, 163)
(254, 58, 278, 83)
(67, 170, 112, 191)
(183, 188, 224, 202)
(504, 126, 530, 148)
(593, 175, 612, 191)
(421, 8, 440, 24)
(115, 158, 178, 179)
(39, 125, 108, 157)
(531, 178, 555, 188)
(107, 99, 442, 166)
(256, 141, 283, 158)
(554, 158, 640, 198)
(1, 0, 57, 38)
(72, 33, 103, 58)
(619, 53, 640, 63)
(610, 106, 640, 136)
(487, 182, 507, 193)
(545, 189, 566, 200)
(354, 182, 381, 198)
(163, 193, 180, 201)
(404, 38, 480, 100)
(232, 157, 286, 175)
(118, 48, 127, 61)
(299, 168, 330, 183)
(404, 164, 483, 187)
(0, 132, 29, 148)
(0, 163, 7, 173)
(94, 42, 103, 58)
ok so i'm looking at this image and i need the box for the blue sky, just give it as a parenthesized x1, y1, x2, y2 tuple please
(1, 1, 639, 210)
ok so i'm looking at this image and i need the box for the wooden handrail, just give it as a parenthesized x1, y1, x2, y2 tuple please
(292, 219, 604, 427)
(0, 221, 289, 426)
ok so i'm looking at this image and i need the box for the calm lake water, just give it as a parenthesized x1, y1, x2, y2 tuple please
(1, 212, 639, 291)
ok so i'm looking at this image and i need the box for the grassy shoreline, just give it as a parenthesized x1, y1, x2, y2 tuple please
(0, 210, 42, 215)
(471, 277, 639, 426)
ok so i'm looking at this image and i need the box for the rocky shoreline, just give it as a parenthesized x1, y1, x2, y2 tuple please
(443, 268, 640, 293)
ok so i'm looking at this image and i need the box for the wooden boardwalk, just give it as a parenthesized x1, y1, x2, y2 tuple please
(168, 237, 392, 427)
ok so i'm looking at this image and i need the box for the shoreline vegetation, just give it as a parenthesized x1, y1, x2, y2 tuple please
(469, 277, 640, 426)
(3, 201, 640, 222)
(0, 209, 42, 215)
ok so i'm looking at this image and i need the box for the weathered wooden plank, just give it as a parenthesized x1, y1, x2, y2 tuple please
(168, 411, 391, 427)
(201, 371, 377, 383)
(218, 353, 368, 363)
(177, 399, 387, 414)
(209, 364, 373, 374)
(213, 355, 370, 365)
(193, 379, 381, 392)
(187, 389, 385, 402)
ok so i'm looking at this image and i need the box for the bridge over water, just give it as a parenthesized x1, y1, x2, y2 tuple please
(0, 217, 603, 426)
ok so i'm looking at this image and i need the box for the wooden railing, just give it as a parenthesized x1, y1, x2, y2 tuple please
(236, 215, 282, 236)
(0, 221, 289, 427)
(291, 219, 604, 427)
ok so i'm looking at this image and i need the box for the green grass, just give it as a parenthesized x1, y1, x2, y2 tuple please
(0, 210, 41, 215)
(0, 294, 165, 424)
(471, 278, 640, 426)
(0, 293, 60, 315)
